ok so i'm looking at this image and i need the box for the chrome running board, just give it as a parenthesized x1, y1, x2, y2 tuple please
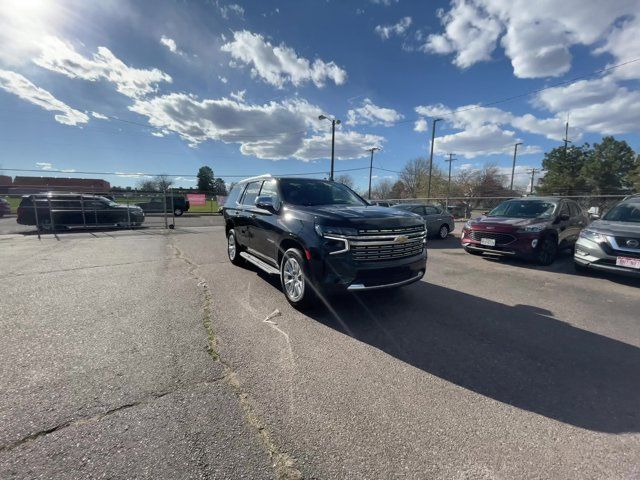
(240, 251, 280, 275)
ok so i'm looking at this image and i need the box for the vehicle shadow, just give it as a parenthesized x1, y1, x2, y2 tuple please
(427, 234, 462, 250)
(300, 281, 640, 434)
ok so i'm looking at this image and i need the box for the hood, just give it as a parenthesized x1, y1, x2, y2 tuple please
(587, 219, 640, 236)
(296, 205, 424, 229)
(470, 216, 549, 229)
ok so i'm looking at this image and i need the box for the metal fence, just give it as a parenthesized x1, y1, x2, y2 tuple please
(0, 187, 226, 237)
(386, 195, 632, 219)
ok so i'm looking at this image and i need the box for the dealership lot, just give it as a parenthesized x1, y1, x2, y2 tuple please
(1, 227, 638, 479)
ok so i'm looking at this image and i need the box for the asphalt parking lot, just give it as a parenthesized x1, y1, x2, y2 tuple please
(1, 226, 638, 479)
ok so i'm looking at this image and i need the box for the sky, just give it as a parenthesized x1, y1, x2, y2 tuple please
(0, 0, 639, 191)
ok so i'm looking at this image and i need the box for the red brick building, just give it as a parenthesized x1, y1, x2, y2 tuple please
(10, 176, 111, 193)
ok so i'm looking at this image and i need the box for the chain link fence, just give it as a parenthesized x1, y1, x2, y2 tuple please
(0, 186, 226, 236)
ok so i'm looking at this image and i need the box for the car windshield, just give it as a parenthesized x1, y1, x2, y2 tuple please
(489, 200, 557, 219)
(603, 202, 640, 223)
(279, 179, 366, 207)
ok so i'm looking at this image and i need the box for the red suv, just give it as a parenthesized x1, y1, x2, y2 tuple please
(461, 197, 588, 265)
(0, 198, 10, 217)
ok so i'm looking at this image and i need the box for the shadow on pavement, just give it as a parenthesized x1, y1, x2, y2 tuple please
(300, 281, 640, 434)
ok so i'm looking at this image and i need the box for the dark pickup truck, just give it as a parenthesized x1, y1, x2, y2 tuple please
(136, 195, 190, 216)
(223, 175, 427, 307)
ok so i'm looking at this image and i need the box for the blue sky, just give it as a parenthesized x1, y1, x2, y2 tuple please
(0, 0, 639, 191)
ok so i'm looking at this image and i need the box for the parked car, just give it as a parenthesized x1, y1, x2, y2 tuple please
(392, 203, 455, 239)
(369, 200, 394, 207)
(136, 195, 190, 216)
(17, 193, 144, 229)
(461, 197, 588, 265)
(0, 197, 10, 217)
(224, 176, 427, 308)
(574, 195, 640, 276)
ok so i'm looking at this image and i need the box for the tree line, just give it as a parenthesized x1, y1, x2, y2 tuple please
(134, 167, 228, 195)
(352, 136, 639, 201)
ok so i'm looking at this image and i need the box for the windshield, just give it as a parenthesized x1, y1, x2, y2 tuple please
(489, 200, 557, 219)
(603, 202, 640, 223)
(279, 179, 367, 207)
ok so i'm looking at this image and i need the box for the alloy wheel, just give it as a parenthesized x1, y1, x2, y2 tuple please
(283, 257, 304, 302)
(227, 232, 236, 260)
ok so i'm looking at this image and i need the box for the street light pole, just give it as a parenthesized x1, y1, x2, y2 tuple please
(427, 118, 442, 199)
(444, 153, 456, 207)
(510, 142, 523, 191)
(319, 114, 341, 181)
(526, 168, 540, 194)
(366, 147, 380, 199)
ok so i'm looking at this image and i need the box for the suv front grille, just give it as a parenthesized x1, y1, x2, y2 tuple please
(614, 236, 640, 250)
(469, 231, 516, 246)
(347, 225, 426, 261)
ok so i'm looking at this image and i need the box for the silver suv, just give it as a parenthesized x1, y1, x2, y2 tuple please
(574, 195, 640, 277)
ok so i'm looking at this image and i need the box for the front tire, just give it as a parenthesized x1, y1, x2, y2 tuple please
(227, 229, 243, 265)
(536, 235, 558, 266)
(280, 248, 314, 308)
(438, 224, 449, 239)
(174, 208, 183, 216)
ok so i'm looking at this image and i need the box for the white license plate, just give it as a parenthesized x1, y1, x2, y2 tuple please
(480, 237, 496, 247)
(616, 256, 640, 269)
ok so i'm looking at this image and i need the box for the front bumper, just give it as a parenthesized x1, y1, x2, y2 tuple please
(460, 228, 540, 259)
(310, 249, 427, 293)
(574, 237, 640, 277)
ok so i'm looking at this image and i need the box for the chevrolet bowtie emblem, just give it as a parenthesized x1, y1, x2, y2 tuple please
(394, 235, 409, 243)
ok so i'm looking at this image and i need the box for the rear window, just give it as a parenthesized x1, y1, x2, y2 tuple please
(225, 183, 245, 207)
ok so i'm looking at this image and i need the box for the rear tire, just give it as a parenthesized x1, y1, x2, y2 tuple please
(280, 248, 314, 309)
(536, 235, 558, 266)
(227, 229, 243, 265)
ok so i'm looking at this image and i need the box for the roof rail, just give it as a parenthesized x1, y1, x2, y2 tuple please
(623, 193, 640, 200)
(238, 173, 272, 183)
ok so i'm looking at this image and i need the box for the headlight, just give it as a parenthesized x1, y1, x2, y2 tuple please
(579, 229, 607, 243)
(314, 224, 358, 237)
(464, 220, 473, 229)
(517, 224, 547, 233)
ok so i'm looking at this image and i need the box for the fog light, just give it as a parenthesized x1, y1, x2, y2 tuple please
(531, 239, 539, 248)
(575, 248, 588, 257)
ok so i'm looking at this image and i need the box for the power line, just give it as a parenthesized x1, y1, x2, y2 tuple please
(0, 166, 371, 179)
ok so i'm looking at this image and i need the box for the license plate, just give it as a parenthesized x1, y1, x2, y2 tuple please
(616, 256, 640, 269)
(480, 237, 496, 247)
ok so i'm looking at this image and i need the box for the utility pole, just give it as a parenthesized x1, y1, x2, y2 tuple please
(510, 142, 523, 191)
(365, 147, 380, 200)
(318, 115, 341, 181)
(562, 114, 571, 163)
(526, 168, 541, 194)
(427, 118, 442, 199)
(444, 153, 457, 207)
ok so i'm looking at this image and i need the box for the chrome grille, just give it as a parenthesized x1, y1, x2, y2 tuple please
(469, 231, 516, 245)
(347, 225, 426, 261)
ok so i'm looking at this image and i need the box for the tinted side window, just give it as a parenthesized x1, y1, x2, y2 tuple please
(559, 202, 570, 216)
(259, 179, 279, 201)
(241, 181, 262, 206)
(225, 184, 244, 206)
(424, 206, 439, 215)
(411, 206, 425, 215)
(568, 201, 581, 217)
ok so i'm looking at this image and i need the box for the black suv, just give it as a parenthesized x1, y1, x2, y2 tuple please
(136, 195, 190, 216)
(17, 193, 145, 229)
(223, 176, 427, 307)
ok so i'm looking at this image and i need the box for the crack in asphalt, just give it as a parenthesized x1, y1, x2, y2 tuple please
(4, 258, 172, 278)
(169, 242, 303, 480)
(0, 379, 225, 454)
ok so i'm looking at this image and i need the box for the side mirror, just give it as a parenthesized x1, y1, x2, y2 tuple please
(255, 196, 278, 213)
(589, 213, 600, 220)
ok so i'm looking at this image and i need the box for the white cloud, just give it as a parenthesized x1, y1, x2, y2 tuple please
(34, 36, 172, 98)
(115, 172, 152, 178)
(375, 17, 412, 40)
(369, 0, 399, 5)
(217, 2, 245, 19)
(347, 98, 403, 126)
(230, 89, 246, 102)
(423, 0, 638, 78)
(434, 124, 540, 158)
(221, 30, 347, 88)
(218, 75, 228, 84)
(91, 111, 109, 120)
(594, 16, 640, 81)
(129, 93, 383, 161)
(160, 35, 183, 56)
(0, 69, 89, 126)
(414, 118, 428, 132)
(36, 162, 53, 170)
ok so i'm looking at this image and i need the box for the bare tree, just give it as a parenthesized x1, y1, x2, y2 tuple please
(371, 178, 393, 199)
(137, 178, 159, 192)
(155, 174, 174, 191)
(334, 174, 355, 188)
(399, 157, 429, 198)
